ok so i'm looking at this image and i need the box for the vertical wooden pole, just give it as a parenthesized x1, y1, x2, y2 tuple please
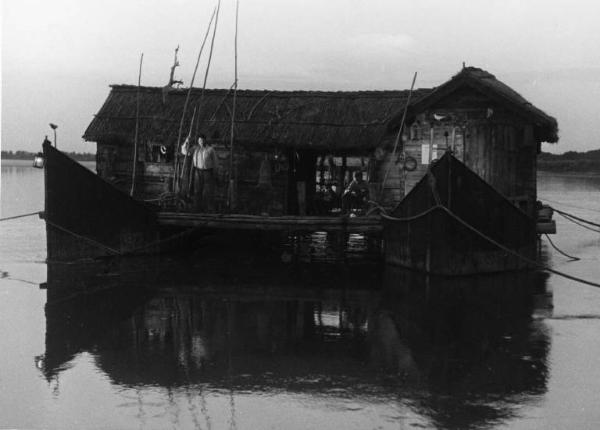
(319, 155, 325, 186)
(130, 53, 143, 197)
(379, 71, 417, 200)
(428, 126, 434, 164)
(338, 156, 347, 196)
(228, 0, 239, 210)
(451, 126, 456, 151)
(173, 8, 217, 193)
(297, 181, 306, 216)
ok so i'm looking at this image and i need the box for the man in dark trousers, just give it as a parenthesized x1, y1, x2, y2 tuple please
(181, 133, 218, 212)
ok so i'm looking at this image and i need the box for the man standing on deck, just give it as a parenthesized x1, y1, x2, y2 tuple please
(181, 133, 218, 212)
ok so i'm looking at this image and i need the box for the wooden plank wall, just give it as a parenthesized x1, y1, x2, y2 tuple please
(227, 148, 288, 215)
(96, 140, 289, 214)
(377, 106, 539, 217)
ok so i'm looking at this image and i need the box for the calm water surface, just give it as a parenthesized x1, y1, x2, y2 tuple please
(1, 160, 600, 429)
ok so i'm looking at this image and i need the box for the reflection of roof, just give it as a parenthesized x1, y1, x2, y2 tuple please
(395, 67, 558, 143)
(83, 86, 432, 152)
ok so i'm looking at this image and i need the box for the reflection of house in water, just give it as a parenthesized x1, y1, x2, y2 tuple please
(40, 261, 552, 429)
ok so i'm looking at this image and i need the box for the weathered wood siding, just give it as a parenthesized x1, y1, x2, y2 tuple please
(377, 87, 540, 216)
(224, 147, 288, 215)
(96, 139, 289, 214)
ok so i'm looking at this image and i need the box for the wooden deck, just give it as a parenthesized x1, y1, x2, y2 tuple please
(158, 212, 382, 233)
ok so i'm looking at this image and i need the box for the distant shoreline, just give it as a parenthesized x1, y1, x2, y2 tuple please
(537, 162, 600, 175)
(1, 150, 95, 162)
(538, 169, 600, 178)
(538, 149, 600, 175)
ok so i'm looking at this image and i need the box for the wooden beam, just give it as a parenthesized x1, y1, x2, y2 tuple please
(158, 213, 382, 233)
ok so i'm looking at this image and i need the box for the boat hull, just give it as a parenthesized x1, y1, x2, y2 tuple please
(383, 153, 537, 276)
(43, 142, 158, 261)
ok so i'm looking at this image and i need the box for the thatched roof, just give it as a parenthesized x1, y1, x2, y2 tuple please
(83, 86, 431, 152)
(83, 67, 558, 151)
(391, 67, 558, 143)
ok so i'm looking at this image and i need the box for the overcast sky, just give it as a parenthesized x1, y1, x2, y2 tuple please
(3, 0, 600, 153)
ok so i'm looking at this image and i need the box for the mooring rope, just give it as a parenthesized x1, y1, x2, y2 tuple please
(557, 212, 600, 233)
(121, 226, 202, 256)
(0, 211, 43, 222)
(551, 207, 600, 231)
(365, 200, 389, 216)
(382, 206, 600, 288)
(43, 218, 121, 255)
(8, 204, 599, 288)
(544, 233, 580, 261)
(542, 197, 600, 214)
(1, 207, 209, 265)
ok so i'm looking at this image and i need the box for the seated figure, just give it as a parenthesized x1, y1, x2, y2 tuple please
(342, 171, 369, 214)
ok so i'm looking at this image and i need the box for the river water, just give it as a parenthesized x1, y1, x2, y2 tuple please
(1, 159, 600, 429)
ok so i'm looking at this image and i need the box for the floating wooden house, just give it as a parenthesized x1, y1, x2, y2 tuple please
(43, 66, 558, 271)
(83, 67, 557, 220)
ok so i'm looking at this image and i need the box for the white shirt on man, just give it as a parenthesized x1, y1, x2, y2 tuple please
(181, 137, 218, 170)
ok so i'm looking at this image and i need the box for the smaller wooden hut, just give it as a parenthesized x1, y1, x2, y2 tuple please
(381, 67, 558, 218)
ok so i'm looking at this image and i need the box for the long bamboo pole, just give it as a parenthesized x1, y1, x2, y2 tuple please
(182, 106, 198, 193)
(173, 7, 217, 193)
(130, 53, 144, 197)
(228, 0, 239, 210)
(379, 72, 417, 203)
(194, 0, 222, 139)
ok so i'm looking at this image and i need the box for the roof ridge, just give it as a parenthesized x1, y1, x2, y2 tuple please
(108, 84, 431, 96)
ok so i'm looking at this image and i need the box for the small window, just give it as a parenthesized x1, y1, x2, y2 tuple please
(410, 123, 420, 140)
(145, 143, 172, 163)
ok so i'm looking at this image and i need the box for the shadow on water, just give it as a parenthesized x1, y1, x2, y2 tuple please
(39, 254, 552, 430)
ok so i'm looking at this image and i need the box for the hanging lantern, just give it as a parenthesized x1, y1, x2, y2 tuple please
(33, 152, 45, 169)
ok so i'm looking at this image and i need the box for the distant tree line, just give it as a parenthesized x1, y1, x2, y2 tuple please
(538, 149, 600, 173)
(1, 150, 96, 161)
